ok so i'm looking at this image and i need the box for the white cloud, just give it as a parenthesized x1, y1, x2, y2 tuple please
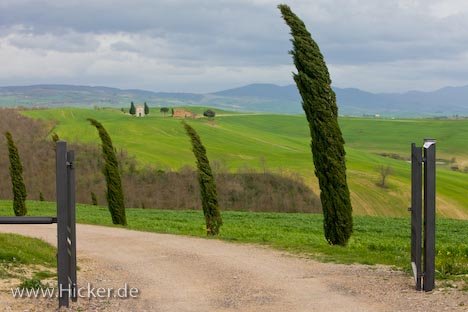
(429, 0, 468, 18)
(1, 0, 468, 92)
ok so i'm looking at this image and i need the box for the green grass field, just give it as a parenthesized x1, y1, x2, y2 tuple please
(22, 108, 468, 219)
(0, 200, 466, 284)
(0, 232, 56, 284)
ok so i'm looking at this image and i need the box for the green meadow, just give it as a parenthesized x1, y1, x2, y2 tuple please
(0, 232, 56, 284)
(0, 200, 466, 284)
(23, 108, 468, 219)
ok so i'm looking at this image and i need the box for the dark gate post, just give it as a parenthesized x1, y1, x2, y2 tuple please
(56, 141, 70, 307)
(410, 139, 436, 292)
(410, 143, 422, 290)
(423, 139, 436, 291)
(67, 150, 78, 301)
(1, 141, 76, 308)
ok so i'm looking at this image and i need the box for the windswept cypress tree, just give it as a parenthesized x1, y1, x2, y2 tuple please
(183, 122, 222, 235)
(144, 102, 149, 115)
(279, 4, 353, 245)
(5, 132, 27, 216)
(88, 118, 127, 225)
(129, 102, 136, 115)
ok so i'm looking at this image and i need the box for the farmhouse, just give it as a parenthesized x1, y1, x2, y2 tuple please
(135, 105, 145, 117)
(173, 108, 196, 119)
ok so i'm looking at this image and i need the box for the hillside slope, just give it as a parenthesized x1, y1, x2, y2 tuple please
(23, 108, 468, 219)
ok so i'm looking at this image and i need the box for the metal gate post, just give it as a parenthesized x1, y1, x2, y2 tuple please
(410, 143, 422, 290)
(423, 139, 436, 291)
(67, 150, 77, 301)
(56, 141, 70, 308)
(1, 140, 76, 308)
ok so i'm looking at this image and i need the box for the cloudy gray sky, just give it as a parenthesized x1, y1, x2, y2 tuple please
(1, 0, 468, 93)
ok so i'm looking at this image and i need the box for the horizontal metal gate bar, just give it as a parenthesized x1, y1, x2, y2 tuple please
(0, 216, 57, 224)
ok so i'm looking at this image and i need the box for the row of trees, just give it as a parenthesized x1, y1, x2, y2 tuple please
(159, 107, 216, 118)
(1, 124, 128, 221)
(87, 118, 222, 235)
(129, 104, 216, 119)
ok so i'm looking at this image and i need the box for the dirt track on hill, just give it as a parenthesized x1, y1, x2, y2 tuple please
(0, 224, 466, 311)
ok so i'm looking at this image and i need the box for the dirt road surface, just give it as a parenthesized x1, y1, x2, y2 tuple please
(0, 224, 466, 311)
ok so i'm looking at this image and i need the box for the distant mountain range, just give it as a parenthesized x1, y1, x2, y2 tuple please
(1, 83, 468, 117)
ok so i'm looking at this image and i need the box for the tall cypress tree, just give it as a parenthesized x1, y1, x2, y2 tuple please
(183, 122, 222, 235)
(129, 102, 136, 115)
(279, 4, 353, 245)
(88, 118, 127, 225)
(5, 132, 27, 216)
(144, 102, 149, 115)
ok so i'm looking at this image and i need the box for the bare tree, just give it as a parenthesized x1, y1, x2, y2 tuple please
(377, 165, 393, 188)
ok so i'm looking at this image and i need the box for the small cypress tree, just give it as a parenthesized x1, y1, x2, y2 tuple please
(5, 132, 27, 216)
(87, 118, 127, 225)
(279, 4, 353, 245)
(39, 192, 45, 202)
(183, 122, 222, 235)
(51, 132, 60, 151)
(144, 102, 149, 115)
(51, 132, 60, 143)
(129, 102, 136, 115)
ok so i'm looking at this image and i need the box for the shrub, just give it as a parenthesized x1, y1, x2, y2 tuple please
(203, 109, 216, 118)
(160, 107, 170, 116)
(19, 278, 48, 290)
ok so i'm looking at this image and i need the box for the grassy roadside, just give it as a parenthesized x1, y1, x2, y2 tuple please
(0, 232, 56, 288)
(1, 200, 466, 285)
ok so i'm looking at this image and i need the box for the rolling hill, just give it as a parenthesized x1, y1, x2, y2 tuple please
(22, 107, 468, 219)
(3, 83, 468, 116)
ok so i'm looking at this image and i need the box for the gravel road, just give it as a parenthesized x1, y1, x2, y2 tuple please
(0, 224, 466, 311)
